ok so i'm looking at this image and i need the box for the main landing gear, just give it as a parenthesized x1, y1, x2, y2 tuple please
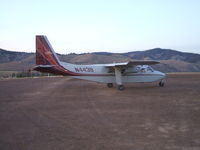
(159, 80, 165, 87)
(117, 85, 125, 91)
(107, 83, 113, 88)
(107, 83, 125, 91)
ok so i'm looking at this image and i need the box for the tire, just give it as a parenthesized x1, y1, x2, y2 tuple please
(107, 83, 113, 88)
(117, 85, 125, 91)
(159, 81, 164, 87)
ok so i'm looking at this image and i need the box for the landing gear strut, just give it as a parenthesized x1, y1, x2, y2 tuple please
(107, 83, 113, 88)
(117, 85, 125, 91)
(159, 80, 165, 87)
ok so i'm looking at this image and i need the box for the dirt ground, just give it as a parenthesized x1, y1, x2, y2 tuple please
(0, 73, 200, 150)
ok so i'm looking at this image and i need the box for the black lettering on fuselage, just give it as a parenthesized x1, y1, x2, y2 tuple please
(74, 67, 94, 73)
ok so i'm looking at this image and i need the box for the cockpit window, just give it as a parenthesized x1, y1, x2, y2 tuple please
(134, 66, 154, 73)
(147, 66, 154, 72)
(141, 68, 146, 72)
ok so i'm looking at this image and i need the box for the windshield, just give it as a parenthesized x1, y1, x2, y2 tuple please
(147, 66, 154, 72)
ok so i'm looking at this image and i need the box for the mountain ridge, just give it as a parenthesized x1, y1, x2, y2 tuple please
(0, 48, 200, 72)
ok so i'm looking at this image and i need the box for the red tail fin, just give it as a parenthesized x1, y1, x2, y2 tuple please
(36, 35, 60, 66)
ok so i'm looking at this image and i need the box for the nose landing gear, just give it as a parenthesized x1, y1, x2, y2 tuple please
(159, 80, 165, 87)
(107, 83, 125, 90)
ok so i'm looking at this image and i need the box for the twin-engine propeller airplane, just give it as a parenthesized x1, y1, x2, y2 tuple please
(33, 35, 166, 90)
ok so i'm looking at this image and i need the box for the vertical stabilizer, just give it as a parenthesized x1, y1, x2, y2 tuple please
(36, 35, 60, 66)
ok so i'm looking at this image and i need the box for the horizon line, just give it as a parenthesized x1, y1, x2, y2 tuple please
(0, 47, 200, 55)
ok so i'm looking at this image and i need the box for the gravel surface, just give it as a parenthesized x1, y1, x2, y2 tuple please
(0, 74, 200, 150)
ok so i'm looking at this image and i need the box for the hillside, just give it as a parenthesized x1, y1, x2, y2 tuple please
(0, 48, 200, 72)
(0, 49, 33, 63)
(123, 48, 200, 63)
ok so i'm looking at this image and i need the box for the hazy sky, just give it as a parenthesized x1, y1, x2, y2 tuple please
(0, 0, 200, 54)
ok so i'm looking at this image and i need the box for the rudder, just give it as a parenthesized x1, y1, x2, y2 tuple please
(36, 35, 60, 66)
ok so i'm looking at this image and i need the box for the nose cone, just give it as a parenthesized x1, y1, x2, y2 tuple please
(154, 71, 166, 80)
(159, 72, 166, 79)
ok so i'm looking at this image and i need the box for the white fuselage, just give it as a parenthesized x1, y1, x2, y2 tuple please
(34, 35, 166, 90)
(60, 62, 166, 83)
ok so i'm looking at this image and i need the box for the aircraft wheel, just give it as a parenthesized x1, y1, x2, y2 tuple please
(107, 83, 113, 88)
(159, 80, 165, 87)
(117, 85, 125, 91)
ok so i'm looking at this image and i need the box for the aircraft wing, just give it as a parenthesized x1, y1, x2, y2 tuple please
(105, 60, 160, 68)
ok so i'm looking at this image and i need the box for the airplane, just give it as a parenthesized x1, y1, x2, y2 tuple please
(33, 35, 166, 90)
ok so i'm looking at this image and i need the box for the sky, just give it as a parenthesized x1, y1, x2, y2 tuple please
(0, 0, 200, 54)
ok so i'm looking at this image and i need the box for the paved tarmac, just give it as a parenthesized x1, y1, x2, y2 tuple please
(0, 74, 200, 150)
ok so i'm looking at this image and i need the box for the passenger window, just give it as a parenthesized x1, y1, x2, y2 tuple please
(135, 67, 140, 72)
(132, 67, 140, 73)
